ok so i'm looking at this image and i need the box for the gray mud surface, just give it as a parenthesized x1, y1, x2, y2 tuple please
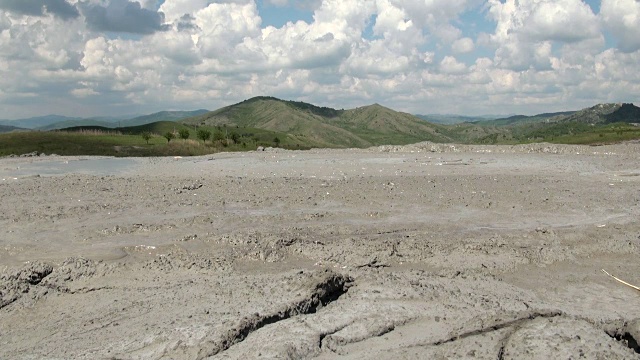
(1, 141, 640, 359)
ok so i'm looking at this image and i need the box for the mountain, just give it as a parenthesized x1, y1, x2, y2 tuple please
(416, 114, 501, 125)
(120, 110, 210, 127)
(181, 96, 453, 147)
(471, 103, 640, 129)
(0, 115, 82, 129)
(38, 119, 115, 131)
(0, 124, 27, 133)
(557, 103, 640, 124)
(9, 110, 210, 131)
(475, 111, 576, 126)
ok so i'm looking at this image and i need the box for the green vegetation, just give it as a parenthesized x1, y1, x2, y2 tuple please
(163, 131, 175, 143)
(197, 129, 211, 143)
(178, 128, 190, 140)
(141, 131, 152, 144)
(2, 98, 639, 158)
(0, 122, 309, 157)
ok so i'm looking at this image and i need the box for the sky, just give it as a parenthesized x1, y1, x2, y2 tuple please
(0, 0, 639, 119)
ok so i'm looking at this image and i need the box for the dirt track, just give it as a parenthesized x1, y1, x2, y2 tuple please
(1, 142, 640, 359)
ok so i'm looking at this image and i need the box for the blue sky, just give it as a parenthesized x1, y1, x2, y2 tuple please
(257, 0, 315, 27)
(0, 0, 639, 119)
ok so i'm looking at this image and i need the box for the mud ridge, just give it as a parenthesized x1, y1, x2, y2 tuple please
(318, 323, 353, 351)
(0, 261, 53, 310)
(197, 270, 352, 359)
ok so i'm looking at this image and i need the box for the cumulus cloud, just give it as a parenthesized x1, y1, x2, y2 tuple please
(600, 0, 640, 52)
(488, 0, 600, 44)
(79, 0, 167, 34)
(0, 0, 79, 20)
(1, 0, 640, 119)
(487, 0, 601, 71)
(451, 37, 474, 54)
(159, 0, 211, 22)
(440, 56, 467, 74)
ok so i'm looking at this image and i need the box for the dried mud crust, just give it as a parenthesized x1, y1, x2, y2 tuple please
(1, 143, 640, 359)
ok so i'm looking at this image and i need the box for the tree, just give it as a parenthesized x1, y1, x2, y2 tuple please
(273, 136, 281, 147)
(230, 132, 240, 144)
(141, 131, 152, 145)
(178, 128, 190, 141)
(163, 131, 175, 143)
(213, 130, 224, 142)
(197, 129, 211, 143)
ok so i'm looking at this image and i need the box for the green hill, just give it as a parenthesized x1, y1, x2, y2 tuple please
(182, 97, 454, 148)
(3, 100, 639, 157)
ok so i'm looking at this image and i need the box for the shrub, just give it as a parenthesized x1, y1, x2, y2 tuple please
(178, 128, 190, 140)
(197, 129, 211, 143)
(213, 131, 224, 142)
(141, 131, 152, 144)
(164, 131, 175, 143)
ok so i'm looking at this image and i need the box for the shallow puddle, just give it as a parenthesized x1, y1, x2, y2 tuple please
(0, 157, 139, 177)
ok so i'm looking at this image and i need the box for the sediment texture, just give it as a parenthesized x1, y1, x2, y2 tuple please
(1, 142, 640, 359)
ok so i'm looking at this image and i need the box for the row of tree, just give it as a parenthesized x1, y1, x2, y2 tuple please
(141, 128, 281, 146)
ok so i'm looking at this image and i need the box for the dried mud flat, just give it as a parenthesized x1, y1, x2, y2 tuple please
(1, 141, 640, 359)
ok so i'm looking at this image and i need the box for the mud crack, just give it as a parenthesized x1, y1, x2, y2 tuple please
(605, 318, 640, 354)
(196, 270, 352, 359)
(432, 310, 563, 347)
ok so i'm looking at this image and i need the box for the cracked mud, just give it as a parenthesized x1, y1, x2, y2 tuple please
(2, 141, 640, 359)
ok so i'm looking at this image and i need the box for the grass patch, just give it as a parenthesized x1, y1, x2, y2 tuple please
(0, 124, 309, 157)
(2, 119, 639, 158)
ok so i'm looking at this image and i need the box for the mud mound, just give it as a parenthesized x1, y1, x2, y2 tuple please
(40, 257, 114, 292)
(0, 261, 52, 309)
(502, 316, 637, 359)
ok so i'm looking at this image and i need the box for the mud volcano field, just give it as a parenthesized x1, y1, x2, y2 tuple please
(1, 142, 640, 359)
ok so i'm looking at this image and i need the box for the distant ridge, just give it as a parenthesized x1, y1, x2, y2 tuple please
(120, 110, 210, 127)
(560, 103, 640, 124)
(476, 103, 640, 127)
(0, 115, 81, 129)
(2, 110, 212, 131)
(0, 124, 26, 133)
(416, 114, 500, 125)
(38, 119, 114, 131)
(474, 111, 576, 126)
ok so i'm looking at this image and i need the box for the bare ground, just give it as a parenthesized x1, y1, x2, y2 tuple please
(1, 141, 640, 359)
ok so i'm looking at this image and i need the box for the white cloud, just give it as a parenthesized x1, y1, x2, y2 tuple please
(601, 0, 640, 52)
(451, 37, 474, 54)
(0, 0, 639, 119)
(487, 0, 602, 71)
(159, 0, 211, 22)
(440, 56, 467, 74)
